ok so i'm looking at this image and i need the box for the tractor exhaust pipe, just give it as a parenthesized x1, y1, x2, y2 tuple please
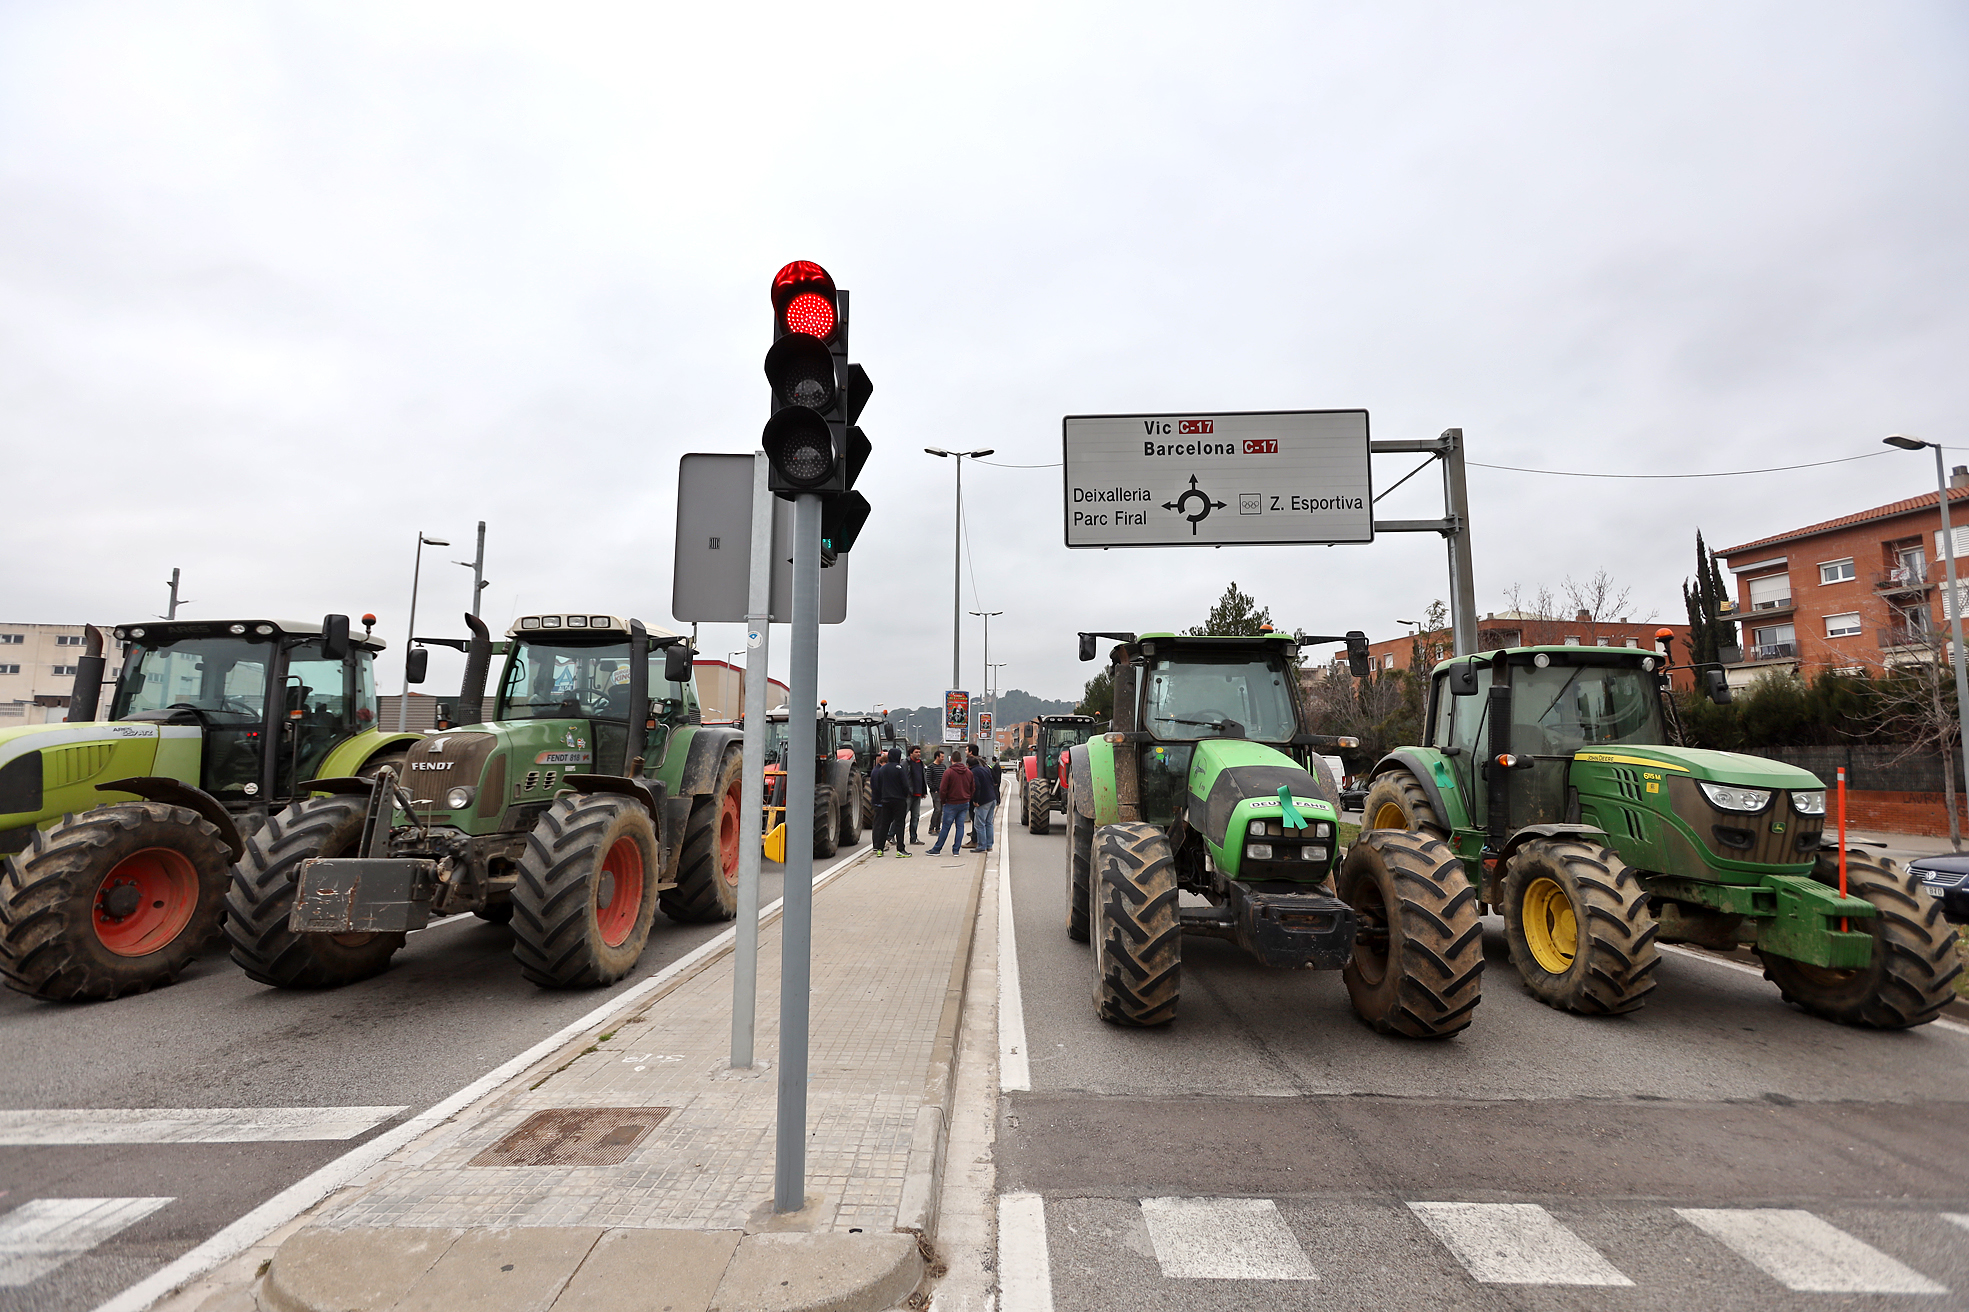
(65, 625, 107, 723)
(456, 613, 493, 726)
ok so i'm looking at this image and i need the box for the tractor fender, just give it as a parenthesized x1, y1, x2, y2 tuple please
(1022, 754, 1038, 785)
(317, 730, 424, 780)
(93, 776, 245, 861)
(563, 773, 666, 823)
(675, 725, 743, 800)
(1369, 747, 1474, 832)
(1075, 738, 1125, 825)
(1494, 822, 1610, 868)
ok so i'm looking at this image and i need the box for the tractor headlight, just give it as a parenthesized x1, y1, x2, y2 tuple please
(1302, 845, 1329, 862)
(1790, 790, 1825, 816)
(1247, 843, 1274, 860)
(1313, 822, 1332, 838)
(445, 786, 475, 811)
(1698, 781, 1772, 813)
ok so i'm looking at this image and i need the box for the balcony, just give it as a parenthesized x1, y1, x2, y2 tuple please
(1880, 625, 1936, 650)
(1874, 565, 1931, 593)
(1748, 641, 1799, 661)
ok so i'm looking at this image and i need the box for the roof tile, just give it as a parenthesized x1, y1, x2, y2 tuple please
(1717, 487, 1969, 557)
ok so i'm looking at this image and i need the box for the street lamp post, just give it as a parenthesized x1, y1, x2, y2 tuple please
(926, 448, 995, 697)
(453, 521, 488, 617)
(398, 531, 451, 731)
(970, 608, 1001, 747)
(988, 660, 1006, 751)
(1884, 435, 1969, 827)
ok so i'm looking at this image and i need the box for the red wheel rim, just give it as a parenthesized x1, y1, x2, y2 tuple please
(717, 780, 742, 887)
(595, 835, 645, 948)
(93, 848, 200, 957)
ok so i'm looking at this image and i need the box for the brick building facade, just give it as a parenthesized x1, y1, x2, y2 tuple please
(1324, 613, 1696, 687)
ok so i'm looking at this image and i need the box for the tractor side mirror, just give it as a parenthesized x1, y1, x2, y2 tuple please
(1448, 662, 1480, 696)
(321, 614, 351, 663)
(1344, 631, 1371, 678)
(405, 646, 429, 685)
(883, 722, 896, 741)
(664, 643, 695, 684)
(1705, 668, 1733, 704)
(1077, 633, 1096, 662)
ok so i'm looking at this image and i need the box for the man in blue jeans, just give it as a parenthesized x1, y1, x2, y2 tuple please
(967, 750, 999, 852)
(927, 747, 975, 855)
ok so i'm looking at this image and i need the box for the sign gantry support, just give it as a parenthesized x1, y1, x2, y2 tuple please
(1369, 428, 1476, 656)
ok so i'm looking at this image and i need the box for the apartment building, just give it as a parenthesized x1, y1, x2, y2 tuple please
(0, 622, 118, 724)
(1322, 613, 1695, 685)
(1714, 473, 1969, 684)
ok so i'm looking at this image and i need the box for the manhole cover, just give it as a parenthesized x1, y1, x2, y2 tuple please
(467, 1107, 672, 1167)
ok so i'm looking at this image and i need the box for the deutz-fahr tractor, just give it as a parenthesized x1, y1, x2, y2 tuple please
(1021, 714, 1099, 834)
(1362, 644, 1962, 1028)
(0, 615, 416, 1000)
(761, 707, 864, 860)
(225, 612, 747, 991)
(1064, 629, 1484, 1037)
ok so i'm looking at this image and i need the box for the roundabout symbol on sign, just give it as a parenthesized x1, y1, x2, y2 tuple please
(1163, 475, 1227, 536)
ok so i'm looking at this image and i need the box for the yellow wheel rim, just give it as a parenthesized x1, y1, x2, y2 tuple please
(1371, 800, 1409, 830)
(1521, 876, 1578, 974)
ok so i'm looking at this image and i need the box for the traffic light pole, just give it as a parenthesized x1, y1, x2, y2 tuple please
(774, 490, 823, 1213)
(731, 454, 774, 1069)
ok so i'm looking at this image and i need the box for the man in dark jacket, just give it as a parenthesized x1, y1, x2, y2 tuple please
(869, 747, 913, 857)
(926, 749, 974, 855)
(966, 751, 1000, 852)
(905, 747, 928, 845)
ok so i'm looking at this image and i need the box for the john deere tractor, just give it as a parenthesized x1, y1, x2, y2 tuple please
(224, 612, 747, 991)
(1362, 644, 1961, 1028)
(1021, 714, 1098, 834)
(0, 615, 416, 1000)
(1064, 629, 1484, 1037)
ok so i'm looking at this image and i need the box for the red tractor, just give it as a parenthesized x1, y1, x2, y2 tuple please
(1021, 714, 1099, 834)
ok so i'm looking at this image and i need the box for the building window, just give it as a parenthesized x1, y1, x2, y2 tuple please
(1750, 623, 1796, 660)
(1564, 636, 1580, 646)
(1825, 613, 1862, 639)
(50, 665, 77, 676)
(0, 635, 20, 645)
(1819, 558, 1855, 584)
(1382, 655, 1395, 669)
(54, 635, 83, 646)
(0, 664, 18, 675)
(1747, 573, 1792, 611)
(1624, 637, 1639, 647)
(1595, 636, 1610, 646)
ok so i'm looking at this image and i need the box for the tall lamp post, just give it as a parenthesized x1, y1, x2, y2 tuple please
(1884, 434, 1969, 818)
(398, 531, 451, 731)
(926, 448, 995, 695)
(988, 660, 1007, 752)
(970, 608, 1001, 747)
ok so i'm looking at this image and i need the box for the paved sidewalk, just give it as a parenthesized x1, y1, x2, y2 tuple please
(194, 843, 991, 1312)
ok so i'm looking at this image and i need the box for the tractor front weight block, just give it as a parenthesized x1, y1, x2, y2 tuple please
(1757, 874, 1875, 969)
(290, 857, 438, 934)
(1184, 889, 1359, 970)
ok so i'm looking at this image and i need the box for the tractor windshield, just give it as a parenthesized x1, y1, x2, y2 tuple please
(496, 641, 687, 723)
(1142, 653, 1298, 742)
(1512, 660, 1666, 752)
(1044, 724, 1093, 756)
(115, 637, 273, 722)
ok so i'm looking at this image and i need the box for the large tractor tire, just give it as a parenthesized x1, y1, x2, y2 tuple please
(0, 803, 231, 1001)
(1501, 837, 1659, 1015)
(227, 797, 406, 989)
(1028, 782, 1051, 835)
(838, 773, 862, 848)
(814, 789, 839, 859)
(1090, 822, 1180, 1026)
(860, 774, 873, 839)
(1337, 829, 1484, 1037)
(1065, 793, 1093, 943)
(1360, 770, 1448, 839)
(1759, 849, 1962, 1029)
(1018, 780, 1030, 827)
(511, 794, 659, 988)
(663, 749, 743, 924)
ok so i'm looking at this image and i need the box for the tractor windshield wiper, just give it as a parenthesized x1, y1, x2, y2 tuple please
(1533, 667, 1585, 726)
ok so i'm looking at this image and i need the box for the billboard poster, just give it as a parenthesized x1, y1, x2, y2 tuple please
(943, 690, 970, 744)
(978, 711, 993, 744)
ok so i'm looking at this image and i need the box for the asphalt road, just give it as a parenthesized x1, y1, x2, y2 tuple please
(0, 849, 843, 1312)
(999, 813, 1969, 1312)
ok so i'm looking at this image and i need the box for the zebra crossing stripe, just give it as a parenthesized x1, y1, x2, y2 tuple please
(1676, 1208, 1947, 1294)
(0, 1106, 408, 1145)
(1407, 1202, 1634, 1286)
(0, 1198, 174, 1287)
(998, 1192, 1055, 1312)
(1945, 1214, 1969, 1234)
(1139, 1197, 1317, 1280)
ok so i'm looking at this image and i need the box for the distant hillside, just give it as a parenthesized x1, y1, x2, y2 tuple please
(890, 688, 1077, 739)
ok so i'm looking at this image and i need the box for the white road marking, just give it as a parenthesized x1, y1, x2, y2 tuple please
(1676, 1207, 1948, 1293)
(1659, 944, 1969, 1037)
(998, 1192, 1055, 1312)
(1408, 1202, 1632, 1286)
(1139, 1197, 1317, 1280)
(998, 831, 1031, 1092)
(0, 1198, 174, 1287)
(0, 1107, 408, 1145)
(1946, 1213, 1969, 1233)
(88, 846, 874, 1312)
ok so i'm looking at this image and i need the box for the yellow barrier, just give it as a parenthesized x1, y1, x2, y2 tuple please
(762, 804, 786, 864)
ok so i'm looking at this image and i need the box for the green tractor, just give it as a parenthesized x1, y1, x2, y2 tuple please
(224, 612, 747, 990)
(1361, 644, 1962, 1028)
(1021, 713, 1099, 835)
(1064, 629, 1484, 1037)
(0, 615, 417, 1000)
(761, 707, 865, 859)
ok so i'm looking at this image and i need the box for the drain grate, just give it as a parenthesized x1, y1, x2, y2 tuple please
(467, 1107, 672, 1167)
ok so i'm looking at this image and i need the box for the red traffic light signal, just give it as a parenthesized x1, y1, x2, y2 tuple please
(773, 261, 838, 342)
(762, 260, 871, 507)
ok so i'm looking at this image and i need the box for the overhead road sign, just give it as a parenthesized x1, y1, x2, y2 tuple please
(1062, 409, 1372, 548)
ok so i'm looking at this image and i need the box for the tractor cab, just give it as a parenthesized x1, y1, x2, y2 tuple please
(493, 614, 695, 780)
(830, 713, 895, 774)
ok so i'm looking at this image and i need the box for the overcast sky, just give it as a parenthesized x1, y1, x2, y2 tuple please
(3, 2, 1965, 714)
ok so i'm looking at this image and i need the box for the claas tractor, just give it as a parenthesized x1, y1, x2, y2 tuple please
(759, 708, 863, 862)
(1021, 714, 1098, 835)
(0, 615, 416, 1000)
(1362, 644, 1961, 1028)
(224, 612, 747, 991)
(1064, 629, 1484, 1037)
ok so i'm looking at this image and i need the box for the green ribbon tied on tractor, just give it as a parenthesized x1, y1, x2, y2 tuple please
(1277, 785, 1309, 830)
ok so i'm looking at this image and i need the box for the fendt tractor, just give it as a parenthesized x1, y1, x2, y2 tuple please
(760, 707, 866, 859)
(1064, 629, 1484, 1037)
(224, 612, 747, 991)
(1362, 643, 1962, 1028)
(0, 615, 416, 1000)
(1021, 713, 1099, 834)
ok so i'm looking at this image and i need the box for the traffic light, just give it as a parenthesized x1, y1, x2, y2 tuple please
(762, 262, 873, 546)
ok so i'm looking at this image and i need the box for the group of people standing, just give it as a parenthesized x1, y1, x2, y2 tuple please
(868, 743, 1000, 859)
